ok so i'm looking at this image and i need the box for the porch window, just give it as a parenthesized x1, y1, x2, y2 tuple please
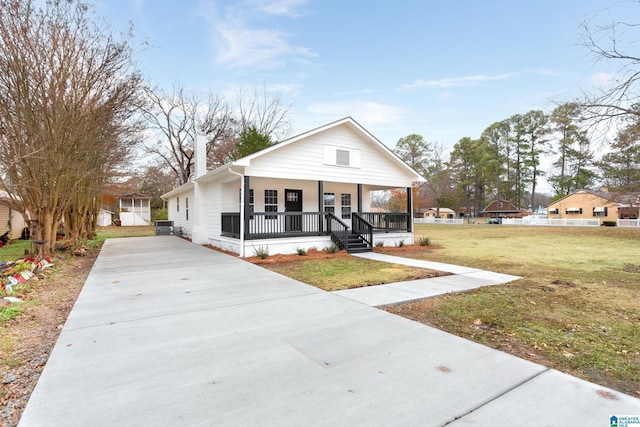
(336, 149, 349, 166)
(323, 193, 335, 214)
(176, 196, 179, 212)
(185, 198, 189, 221)
(341, 193, 351, 219)
(265, 189, 278, 219)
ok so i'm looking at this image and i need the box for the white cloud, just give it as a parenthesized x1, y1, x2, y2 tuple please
(200, 2, 315, 70)
(402, 72, 519, 89)
(588, 71, 616, 87)
(306, 101, 408, 127)
(258, 0, 308, 16)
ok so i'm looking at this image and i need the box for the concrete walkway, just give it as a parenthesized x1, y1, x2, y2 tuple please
(334, 252, 521, 307)
(19, 237, 640, 426)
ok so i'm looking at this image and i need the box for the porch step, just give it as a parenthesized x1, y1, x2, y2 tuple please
(346, 233, 372, 254)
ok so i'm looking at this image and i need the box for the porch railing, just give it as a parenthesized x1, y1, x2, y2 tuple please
(221, 211, 411, 241)
(357, 212, 411, 232)
(351, 213, 373, 247)
(222, 212, 331, 239)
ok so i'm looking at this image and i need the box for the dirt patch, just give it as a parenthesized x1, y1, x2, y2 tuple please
(1, 252, 96, 426)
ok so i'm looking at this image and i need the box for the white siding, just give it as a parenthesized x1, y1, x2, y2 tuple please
(245, 124, 418, 187)
(167, 189, 195, 236)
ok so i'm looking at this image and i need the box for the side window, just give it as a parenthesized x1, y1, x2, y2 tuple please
(185, 198, 189, 221)
(176, 196, 179, 212)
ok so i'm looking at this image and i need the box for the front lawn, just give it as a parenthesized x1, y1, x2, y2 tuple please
(384, 224, 640, 397)
(255, 249, 447, 291)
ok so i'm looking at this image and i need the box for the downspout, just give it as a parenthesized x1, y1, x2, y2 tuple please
(228, 168, 246, 257)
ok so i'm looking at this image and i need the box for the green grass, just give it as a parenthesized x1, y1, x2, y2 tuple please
(263, 256, 441, 291)
(0, 305, 22, 323)
(384, 224, 640, 396)
(0, 226, 154, 262)
(0, 240, 32, 262)
(94, 225, 155, 241)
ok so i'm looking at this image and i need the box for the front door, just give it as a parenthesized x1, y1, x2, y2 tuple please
(285, 189, 303, 232)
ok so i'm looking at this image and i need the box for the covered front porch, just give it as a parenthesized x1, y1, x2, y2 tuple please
(218, 176, 414, 255)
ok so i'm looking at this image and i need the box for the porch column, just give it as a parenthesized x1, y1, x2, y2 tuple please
(318, 180, 324, 233)
(357, 184, 362, 213)
(407, 187, 413, 232)
(243, 176, 251, 239)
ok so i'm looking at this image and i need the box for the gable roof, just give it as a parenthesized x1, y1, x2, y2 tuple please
(234, 116, 424, 181)
(482, 199, 522, 213)
(548, 189, 640, 207)
(162, 117, 425, 199)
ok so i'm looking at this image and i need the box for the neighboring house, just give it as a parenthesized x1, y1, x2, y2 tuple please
(97, 209, 114, 227)
(0, 190, 27, 239)
(162, 117, 425, 257)
(423, 207, 456, 219)
(547, 189, 640, 224)
(118, 194, 151, 226)
(481, 200, 524, 218)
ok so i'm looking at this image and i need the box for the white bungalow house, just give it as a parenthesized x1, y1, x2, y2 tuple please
(118, 193, 151, 226)
(161, 117, 425, 257)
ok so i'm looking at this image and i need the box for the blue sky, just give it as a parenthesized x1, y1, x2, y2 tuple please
(96, 0, 628, 151)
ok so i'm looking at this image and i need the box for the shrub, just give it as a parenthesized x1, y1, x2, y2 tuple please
(602, 221, 617, 227)
(253, 245, 269, 259)
(323, 244, 339, 254)
(418, 236, 431, 246)
(375, 241, 384, 247)
(152, 209, 168, 222)
(295, 247, 307, 256)
(396, 239, 405, 248)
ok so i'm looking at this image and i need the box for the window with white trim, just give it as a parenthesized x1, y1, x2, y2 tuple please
(341, 193, 351, 219)
(265, 190, 278, 219)
(176, 196, 179, 212)
(323, 193, 335, 214)
(185, 198, 189, 221)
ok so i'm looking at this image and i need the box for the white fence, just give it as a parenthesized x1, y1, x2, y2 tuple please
(415, 217, 464, 225)
(501, 217, 600, 227)
(618, 219, 640, 227)
(414, 216, 640, 227)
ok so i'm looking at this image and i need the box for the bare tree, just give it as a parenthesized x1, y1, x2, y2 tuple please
(142, 84, 293, 184)
(141, 85, 234, 185)
(578, 3, 640, 122)
(0, 0, 142, 254)
(236, 85, 293, 141)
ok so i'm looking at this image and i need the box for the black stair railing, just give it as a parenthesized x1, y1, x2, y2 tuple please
(325, 212, 349, 250)
(351, 213, 373, 249)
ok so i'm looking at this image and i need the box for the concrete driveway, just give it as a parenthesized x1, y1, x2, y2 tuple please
(19, 237, 640, 426)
